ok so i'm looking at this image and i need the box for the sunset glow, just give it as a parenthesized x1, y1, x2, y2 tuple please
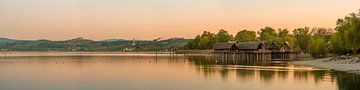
(0, 0, 359, 40)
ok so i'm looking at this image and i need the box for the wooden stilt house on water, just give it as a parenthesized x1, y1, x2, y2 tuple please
(212, 41, 299, 62)
(213, 42, 238, 52)
(268, 42, 299, 61)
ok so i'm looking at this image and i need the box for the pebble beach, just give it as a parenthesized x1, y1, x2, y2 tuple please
(292, 56, 360, 74)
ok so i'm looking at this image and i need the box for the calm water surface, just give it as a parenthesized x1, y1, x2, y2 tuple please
(0, 55, 359, 90)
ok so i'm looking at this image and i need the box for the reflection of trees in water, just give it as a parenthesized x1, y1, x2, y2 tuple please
(187, 56, 233, 80)
(187, 56, 212, 66)
(277, 71, 288, 80)
(236, 69, 255, 81)
(186, 56, 338, 85)
(311, 70, 331, 84)
(0, 56, 189, 67)
(335, 72, 360, 90)
(260, 70, 276, 83)
(0, 56, 97, 67)
(202, 68, 218, 79)
(219, 67, 230, 81)
(294, 71, 309, 81)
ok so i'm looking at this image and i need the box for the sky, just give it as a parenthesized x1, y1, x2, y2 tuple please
(0, 0, 359, 40)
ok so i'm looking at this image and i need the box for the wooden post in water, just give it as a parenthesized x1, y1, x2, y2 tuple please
(169, 49, 173, 60)
(1, 49, 7, 59)
(155, 50, 158, 60)
(3, 51, 5, 59)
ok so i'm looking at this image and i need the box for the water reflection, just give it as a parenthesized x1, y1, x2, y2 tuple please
(335, 72, 360, 90)
(0, 55, 358, 90)
(187, 56, 360, 90)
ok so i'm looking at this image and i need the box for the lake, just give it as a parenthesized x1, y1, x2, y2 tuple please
(0, 54, 358, 90)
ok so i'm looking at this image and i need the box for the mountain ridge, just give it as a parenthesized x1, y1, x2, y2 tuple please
(0, 37, 188, 51)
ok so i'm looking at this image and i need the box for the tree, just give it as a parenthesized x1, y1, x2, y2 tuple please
(311, 28, 334, 42)
(216, 29, 233, 42)
(258, 26, 279, 44)
(184, 31, 217, 50)
(199, 31, 216, 49)
(293, 27, 312, 52)
(329, 34, 346, 54)
(234, 30, 259, 42)
(278, 28, 289, 39)
(186, 35, 201, 49)
(309, 36, 328, 58)
(333, 10, 360, 54)
(278, 28, 296, 50)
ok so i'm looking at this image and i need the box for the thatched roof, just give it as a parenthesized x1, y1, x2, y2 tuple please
(282, 42, 292, 51)
(237, 42, 264, 50)
(213, 42, 238, 50)
(267, 42, 279, 50)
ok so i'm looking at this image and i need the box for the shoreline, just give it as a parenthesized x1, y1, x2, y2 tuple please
(0, 51, 208, 57)
(291, 57, 360, 74)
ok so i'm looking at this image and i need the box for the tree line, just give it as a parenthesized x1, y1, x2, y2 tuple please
(0, 38, 188, 52)
(184, 9, 360, 58)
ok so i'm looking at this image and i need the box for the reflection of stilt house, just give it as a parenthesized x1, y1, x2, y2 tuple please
(212, 41, 299, 62)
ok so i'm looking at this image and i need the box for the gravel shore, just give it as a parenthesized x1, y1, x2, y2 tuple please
(291, 56, 360, 74)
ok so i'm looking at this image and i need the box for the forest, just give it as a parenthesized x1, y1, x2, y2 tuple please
(184, 10, 360, 58)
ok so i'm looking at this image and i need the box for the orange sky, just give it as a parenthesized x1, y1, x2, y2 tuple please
(0, 0, 359, 40)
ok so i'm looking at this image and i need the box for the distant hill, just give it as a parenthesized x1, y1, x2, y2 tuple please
(0, 37, 17, 43)
(101, 39, 127, 42)
(0, 37, 189, 51)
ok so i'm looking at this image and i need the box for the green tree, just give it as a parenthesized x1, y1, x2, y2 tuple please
(235, 30, 259, 42)
(293, 27, 312, 52)
(184, 31, 217, 50)
(258, 26, 279, 44)
(329, 34, 346, 54)
(216, 29, 234, 42)
(186, 35, 201, 49)
(309, 36, 328, 58)
(278, 28, 296, 49)
(278, 28, 289, 39)
(311, 28, 333, 42)
(199, 31, 216, 49)
(333, 10, 360, 54)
